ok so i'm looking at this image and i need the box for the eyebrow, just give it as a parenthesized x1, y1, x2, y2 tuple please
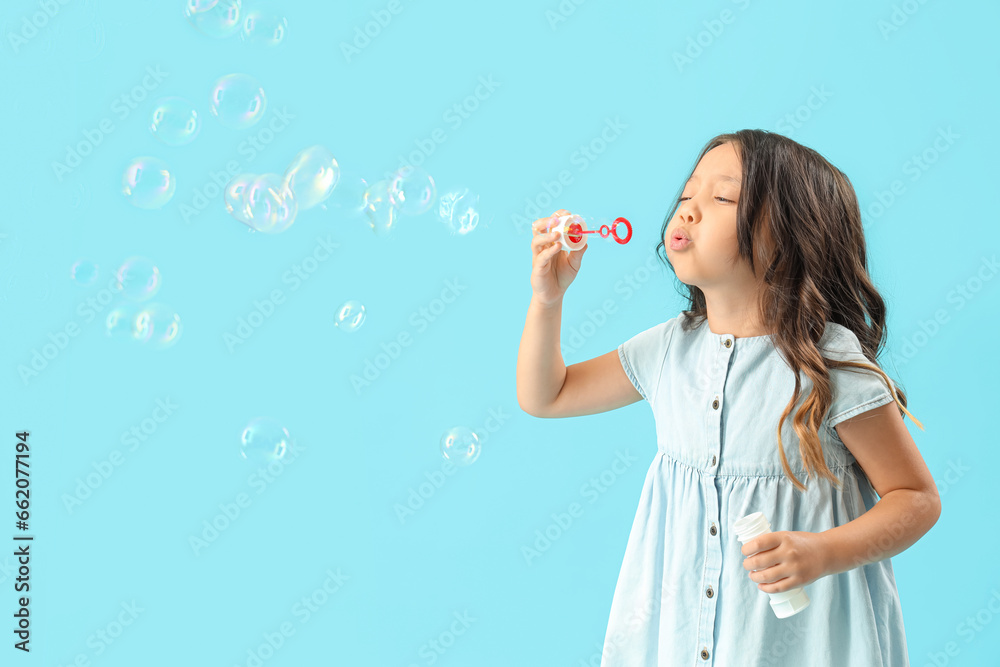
(687, 174, 741, 185)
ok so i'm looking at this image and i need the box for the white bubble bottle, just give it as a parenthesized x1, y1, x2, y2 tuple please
(733, 511, 811, 618)
(543, 214, 632, 252)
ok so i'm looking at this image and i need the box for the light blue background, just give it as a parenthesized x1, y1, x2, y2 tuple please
(0, 0, 997, 665)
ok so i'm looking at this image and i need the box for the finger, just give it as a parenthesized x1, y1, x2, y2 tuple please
(537, 244, 562, 268)
(533, 215, 560, 233)
(531, 232, 561, 255)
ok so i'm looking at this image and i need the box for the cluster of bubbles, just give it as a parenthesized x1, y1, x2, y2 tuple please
(223, 144, 338, 233)
(360, 166, 484, 238)
(122, 72, 269, 210)
(85, 256, 184, 349)
(184, 0, 287, 46)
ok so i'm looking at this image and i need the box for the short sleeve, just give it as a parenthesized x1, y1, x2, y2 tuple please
(823, 327, 897, 437)
(617, 317, 677, 403)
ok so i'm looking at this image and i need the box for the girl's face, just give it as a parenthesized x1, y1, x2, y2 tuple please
(666, 142, 748, 289)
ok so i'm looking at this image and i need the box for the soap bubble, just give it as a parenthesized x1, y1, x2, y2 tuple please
(240, 417, 291, 464)
(334, 300, 365, 332)
(115, 257, 161, 301)
(284, 145, 340, 211)
(209, 73, 266, 129)
(363, 180, 397, 236)
(122, 157, 176, 209)
(388, 166, 436, 216)
(71, 260, 98, 286)
(240, 5, 287, 46)
(437, 187, 481, 236)
(150, 97, 201, 146)
(133, 303, 182, 349)
(244, 173, 297, 233)
(184, 0, 242, 39)
(440, 426, 481, 466)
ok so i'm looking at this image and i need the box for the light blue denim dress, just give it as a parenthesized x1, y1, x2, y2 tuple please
(601, 314, 908, 666)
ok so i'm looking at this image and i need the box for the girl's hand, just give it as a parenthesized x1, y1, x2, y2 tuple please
(740, 531, 829, 594)
(529, 209, 588, 307)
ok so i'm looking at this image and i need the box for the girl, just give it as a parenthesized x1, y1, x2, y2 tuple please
(516, 129, 940, 666)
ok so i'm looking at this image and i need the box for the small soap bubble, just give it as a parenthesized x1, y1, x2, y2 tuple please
(437, 187, 481, 236)
(363, 180, 397, 236)
(440, 426, 481, 466)
(71, 259, 99, 286)
(240, 5, 287, 46)
(150, 97, 201, 146)
(209, 73, 266, 129)
(184, 0, 242, 39)
(284, 145, 340, 211)
(115, 257, 161, 301)
(334, 300, 365, 332)
(388, 166, 436, 216)
(133, 303, 182, 349)
(105, 304, 141, 341)
(240, 417, 292, 464)
(244, 173, 297, 233)
(122, 157, 176, 209)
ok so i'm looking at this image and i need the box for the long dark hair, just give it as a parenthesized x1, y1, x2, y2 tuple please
(657, 130, 923, 492)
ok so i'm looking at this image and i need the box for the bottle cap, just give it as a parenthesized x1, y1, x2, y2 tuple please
(769, 588, 811, 618)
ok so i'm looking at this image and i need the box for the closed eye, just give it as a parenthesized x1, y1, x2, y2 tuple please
(678, 197, 734, 203)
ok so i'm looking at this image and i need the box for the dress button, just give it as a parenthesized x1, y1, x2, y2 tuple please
(712, 398, 719, 410)
(710, 523, 717, 536)
(701, 648, 710, 660)
(711, 455, 717, 466)
(706, 586, 714, 598)
(724, 339, 732, 348)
